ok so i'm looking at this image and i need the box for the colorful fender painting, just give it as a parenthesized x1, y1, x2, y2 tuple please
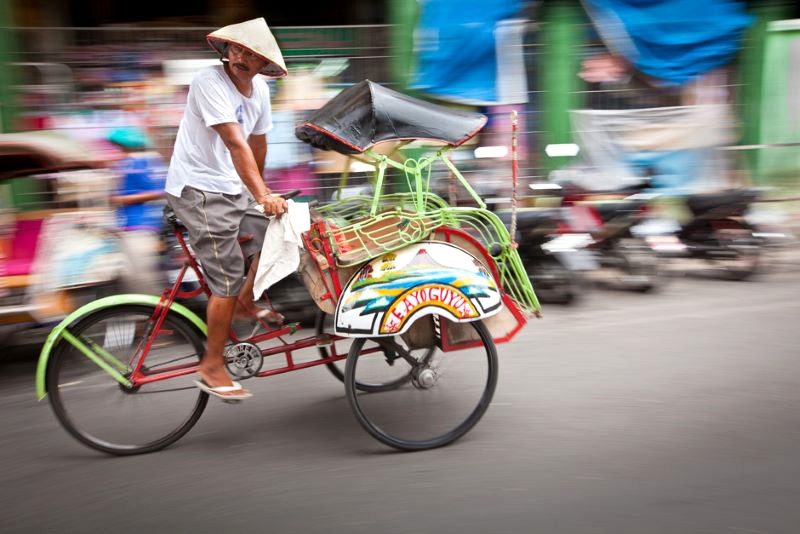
(335, 242, 502, 337)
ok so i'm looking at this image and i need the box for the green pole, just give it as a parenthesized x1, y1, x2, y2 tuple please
(737, 2, 789, 184)
(388, 0, 418, 90)
(538, 0, 585, 173)
(0, 0, 18, 133)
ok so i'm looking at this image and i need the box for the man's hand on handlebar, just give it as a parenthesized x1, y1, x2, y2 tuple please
(259, 192, 288, 216)
(254, 189, 302, 216)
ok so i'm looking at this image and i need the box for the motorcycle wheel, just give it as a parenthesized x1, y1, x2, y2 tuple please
(710, 220, 761, 281)
(526, 256, 580, 305)
(613, 237, 661, 293)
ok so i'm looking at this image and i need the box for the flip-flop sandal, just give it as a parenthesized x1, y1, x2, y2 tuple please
(194, 379, 252, 403)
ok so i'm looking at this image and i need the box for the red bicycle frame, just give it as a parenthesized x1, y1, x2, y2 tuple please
(127, 225, 353, 388)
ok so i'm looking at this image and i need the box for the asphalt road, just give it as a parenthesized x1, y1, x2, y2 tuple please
(1, 266, 799, 534)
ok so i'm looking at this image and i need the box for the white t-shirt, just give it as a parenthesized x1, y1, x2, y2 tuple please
(166, 65, 273, 196)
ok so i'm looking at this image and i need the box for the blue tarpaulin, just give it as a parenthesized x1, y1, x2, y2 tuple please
(584, 0, 752, 85)
(410, 0, 523, 104)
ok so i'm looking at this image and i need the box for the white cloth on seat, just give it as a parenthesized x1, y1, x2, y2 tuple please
(253, 199, 311, 298)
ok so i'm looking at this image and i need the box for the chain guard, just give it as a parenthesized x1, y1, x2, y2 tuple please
(224, 342, 263, 380)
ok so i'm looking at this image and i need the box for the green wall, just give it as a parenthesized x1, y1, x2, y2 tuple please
(754, 19, 800, 188)
(388, 0, 417, 90)
(0, 0, 18, 133)
(737, 2, 792, 185)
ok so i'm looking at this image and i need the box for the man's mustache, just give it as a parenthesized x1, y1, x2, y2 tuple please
(232, 62, 249, 71)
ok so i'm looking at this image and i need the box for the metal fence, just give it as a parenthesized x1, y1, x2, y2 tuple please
(4, 20, 781, 205)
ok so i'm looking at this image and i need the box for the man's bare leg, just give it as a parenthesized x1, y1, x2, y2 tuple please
(233, 252, 283, 324)
(197, 294, 244, 393)
(235, 252, 260, 315)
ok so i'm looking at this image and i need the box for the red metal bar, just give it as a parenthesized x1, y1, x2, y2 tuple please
(133, 365, 198, 386)
(257, 334, 334, 357)
(255, 341, 387, 378)
(230, 321, 304, 344)
(319, 224, 345, 299)
(132, 334, 336, 385)
(174, 228, 212, 298)
(255, 353, 346, 378)
(130, 330, 391, 386)
(129, 263, 190, 383)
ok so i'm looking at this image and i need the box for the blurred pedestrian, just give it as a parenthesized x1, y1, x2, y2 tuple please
(108, 126, 168, 296)
(164, 18, 288, 401)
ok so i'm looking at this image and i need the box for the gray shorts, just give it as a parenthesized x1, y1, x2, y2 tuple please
(167, 186, 268, 297)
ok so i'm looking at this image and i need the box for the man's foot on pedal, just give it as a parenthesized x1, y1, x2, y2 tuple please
(255, 308, 285, 327)
(233, 303, 284, 328)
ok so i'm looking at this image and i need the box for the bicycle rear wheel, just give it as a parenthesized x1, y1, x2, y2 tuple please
(345, 316, 498, 451)
(46, 305, 208, 455)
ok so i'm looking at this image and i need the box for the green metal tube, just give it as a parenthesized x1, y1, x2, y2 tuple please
(442, 157, 486, 208)
(82, 336, 132, 374)
(61, 330, 133, 388)
(370, 158, 388, 216)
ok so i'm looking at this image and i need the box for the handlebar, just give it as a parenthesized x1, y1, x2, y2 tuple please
(280, 189, 302, 200)
(253, 189, 304, 215)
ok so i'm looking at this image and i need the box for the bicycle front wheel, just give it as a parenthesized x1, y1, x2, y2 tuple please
(46, 305, 208, 455)
(345, 317, 498, 451)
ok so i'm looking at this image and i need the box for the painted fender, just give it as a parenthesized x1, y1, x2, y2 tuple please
(334, 242, 503, 337)
(35, 294, 207, 400)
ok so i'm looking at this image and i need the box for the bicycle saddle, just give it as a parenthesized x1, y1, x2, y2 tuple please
(686, 189, 759, 217)
(163, 205, 185, 230)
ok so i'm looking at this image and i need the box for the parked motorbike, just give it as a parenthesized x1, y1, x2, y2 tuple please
(532, 181, 663, 292)
(637, 188, 763, 280)
(497, 207, 595, 304)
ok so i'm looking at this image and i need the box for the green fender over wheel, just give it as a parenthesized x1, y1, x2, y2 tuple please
(35, 294, 207, 400)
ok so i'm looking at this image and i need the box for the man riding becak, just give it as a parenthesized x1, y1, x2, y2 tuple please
(165, 18, 288, 401)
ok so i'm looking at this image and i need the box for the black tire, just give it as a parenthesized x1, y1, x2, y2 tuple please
(712, 221, 761, 281)
(345, 317, 498, 451)
(315, 310, 430, 392)
(612, 237, 661, 292)
(526, 256, 579, 305)
(46, 304, 208, 455)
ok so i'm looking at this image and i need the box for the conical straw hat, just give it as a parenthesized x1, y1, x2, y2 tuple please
(207, 18, 287, 78)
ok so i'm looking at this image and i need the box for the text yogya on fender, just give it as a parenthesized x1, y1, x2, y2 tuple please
(380, 284, 478, 334)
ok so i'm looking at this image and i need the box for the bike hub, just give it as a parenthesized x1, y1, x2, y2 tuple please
(413, 367, 438, 389)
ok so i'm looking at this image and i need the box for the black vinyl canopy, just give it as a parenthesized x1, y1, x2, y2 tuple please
(295, 80, 487, 155)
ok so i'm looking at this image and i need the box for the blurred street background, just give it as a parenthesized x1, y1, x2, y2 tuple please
(1, 0, 800, 531)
